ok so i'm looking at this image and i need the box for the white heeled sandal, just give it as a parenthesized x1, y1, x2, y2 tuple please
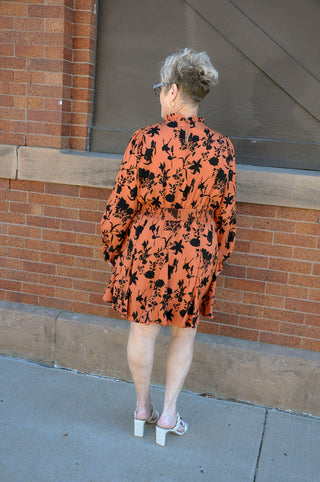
(134, 406, 159, 438)
(156, 413, 188, 447)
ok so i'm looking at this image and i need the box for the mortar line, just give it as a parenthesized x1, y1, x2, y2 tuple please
(253, 409, 268, 481)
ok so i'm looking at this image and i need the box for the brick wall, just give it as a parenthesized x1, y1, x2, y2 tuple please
(0, 0, 96, 150)
(1, 177, 319, 351)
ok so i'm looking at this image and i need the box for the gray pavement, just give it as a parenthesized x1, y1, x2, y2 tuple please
(0, 356, 320, 482)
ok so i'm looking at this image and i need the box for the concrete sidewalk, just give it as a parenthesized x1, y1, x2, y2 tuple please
(1, 356, 320, 482)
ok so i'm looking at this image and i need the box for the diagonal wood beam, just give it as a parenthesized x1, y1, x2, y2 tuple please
(186, 0, 320, 122)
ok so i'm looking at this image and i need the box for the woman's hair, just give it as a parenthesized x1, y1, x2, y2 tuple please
(160, 48, 219, 103)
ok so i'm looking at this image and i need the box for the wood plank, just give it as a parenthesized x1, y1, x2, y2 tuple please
(187, 0, 320, 121)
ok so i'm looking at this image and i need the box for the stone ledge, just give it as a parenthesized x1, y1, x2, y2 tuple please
(1, 300, 320, 417)
(0, 145, 17, 179)
(1, 145, 319, 209)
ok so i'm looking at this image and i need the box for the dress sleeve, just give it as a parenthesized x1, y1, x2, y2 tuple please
(100, 130, 143, 264)
(214, 138, 237, 272)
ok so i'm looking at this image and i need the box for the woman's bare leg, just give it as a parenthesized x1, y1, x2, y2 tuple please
(157, 325, 197, 430)
(127, 322, 161, 419)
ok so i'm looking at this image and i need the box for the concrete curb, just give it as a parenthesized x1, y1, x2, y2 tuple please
(1, 300, 320, 417)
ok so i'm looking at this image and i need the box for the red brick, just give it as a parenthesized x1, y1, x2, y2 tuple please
(45, 18, 72, 34)
(0, 70, 14, 82)
(76, 233, 100, 247)
(252, 217, 295, 233)
(8, 224, 41, 239)
(1, 56, 26, 70)
(45, 184, 79, 197)
(269, 258, 312, 275)
(259, 332, 301, 348)
(10, 202, 42, 215)
(224, 278, 265, 293)
(75, 0, 96, 11)
(73, 50, 94, 63)
(22, 283, 55, 298)
(60, 219, 95, 234)
(76, 302, 107, 318)
(69, 138, 88, 150)
(219, 325, 259, 342)
(73, 10, 94, 24)
(28, 5, 66, 18)
(313, 264, 320, 276)
(25, 238, 59, 253)
(74, 256, 106, 272)
(276, 207, 319, 223)
(228, 252, 268, 269)
(6, 292, 39, 305)
(262, 307, 304, 324)
(0, 234, 24, 248)
(41, 252, 74, 267)
(10, 180, 44, 193)
(222, 264, 246, 279)
(1, 258, 23, 270)
(71, 100, 92, 113)
(38, 296, 73, 311)
(14, 17, 44, 31)
(59, 243, 93, 258)
(309, 289, 320, 302)
(0, 44, 14, 56)
(6, 270, 39, 284)
(70, 112, 90, 125)
(293, 247, 320, 263)
(7, 247, 40, 261)
(295, 221, 320, 236)
(0, 179, 10, 189)
(215, 288, 243, 303)
(280, 323, 320, 339)
(239, 316, 280, 333)
(285, 299, 320, 315)
(28, 192, 61, 206)
(26, 215, 60, 230)
(62, 197, 97, 210)
(56, 265, 91, 280)
(0, 133, 25, 145)
(223, 301, 263, 318)
(305, 314, 320, 327)
(273, 232, 316, 248)
(236, 228, 273, 243)
(237, 203, 276, 218)
(39, 274, 72, 289)
(15, 45, 44, 58)
(71, 88, 93, 101)
(78, 210, 100, 223)
(23, 261, 56, 275)
(26, 135, 69, 149)
(243, 292, 284, 309)
(1, 211, 26, 225)
(0, 16, 14, 29)
(73, 37, 95, 51)
(266, 283, 308, 300)
(0, 107, 25, 120)
(0, 279, 21, 292)
(198, 320, 219, 335)
(301, 339, 320, 352)
(42, 229, 76, 244)
(0, 31, 28, 45)
(73, 23, 96, 39)
(247, 268, 288, 284)
(0, 3, 27, 16)
(289, 273, 319, 289)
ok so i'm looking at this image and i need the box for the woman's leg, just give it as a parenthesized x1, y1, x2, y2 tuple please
(127, 321, 161, 419)
(157, 325, 197, 430)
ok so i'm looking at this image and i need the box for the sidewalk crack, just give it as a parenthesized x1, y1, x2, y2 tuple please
(253, 409, 268, 481)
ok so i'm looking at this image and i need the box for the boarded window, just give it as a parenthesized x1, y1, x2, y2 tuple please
(91, 0, 320, 171)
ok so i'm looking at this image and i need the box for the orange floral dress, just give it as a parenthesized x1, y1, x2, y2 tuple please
(100, 113, 236, 328)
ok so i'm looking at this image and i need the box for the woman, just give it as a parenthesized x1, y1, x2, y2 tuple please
(100, 48, 236, 446)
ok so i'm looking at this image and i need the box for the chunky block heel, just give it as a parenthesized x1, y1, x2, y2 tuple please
(133, 405, 159, 438)
(156, 413, 188, 447)
(134, 418, 146, 437)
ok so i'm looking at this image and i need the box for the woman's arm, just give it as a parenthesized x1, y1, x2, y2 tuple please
(100, 130, 143, 264)
(214, 138, 237, 273)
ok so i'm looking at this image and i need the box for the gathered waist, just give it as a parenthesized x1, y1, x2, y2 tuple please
(138, 204, 215, 223)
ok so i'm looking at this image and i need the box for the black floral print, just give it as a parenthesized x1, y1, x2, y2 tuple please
(101, 113, 236, 328)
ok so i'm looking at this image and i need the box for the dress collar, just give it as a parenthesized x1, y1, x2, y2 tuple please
(165, 113, 204, 124)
